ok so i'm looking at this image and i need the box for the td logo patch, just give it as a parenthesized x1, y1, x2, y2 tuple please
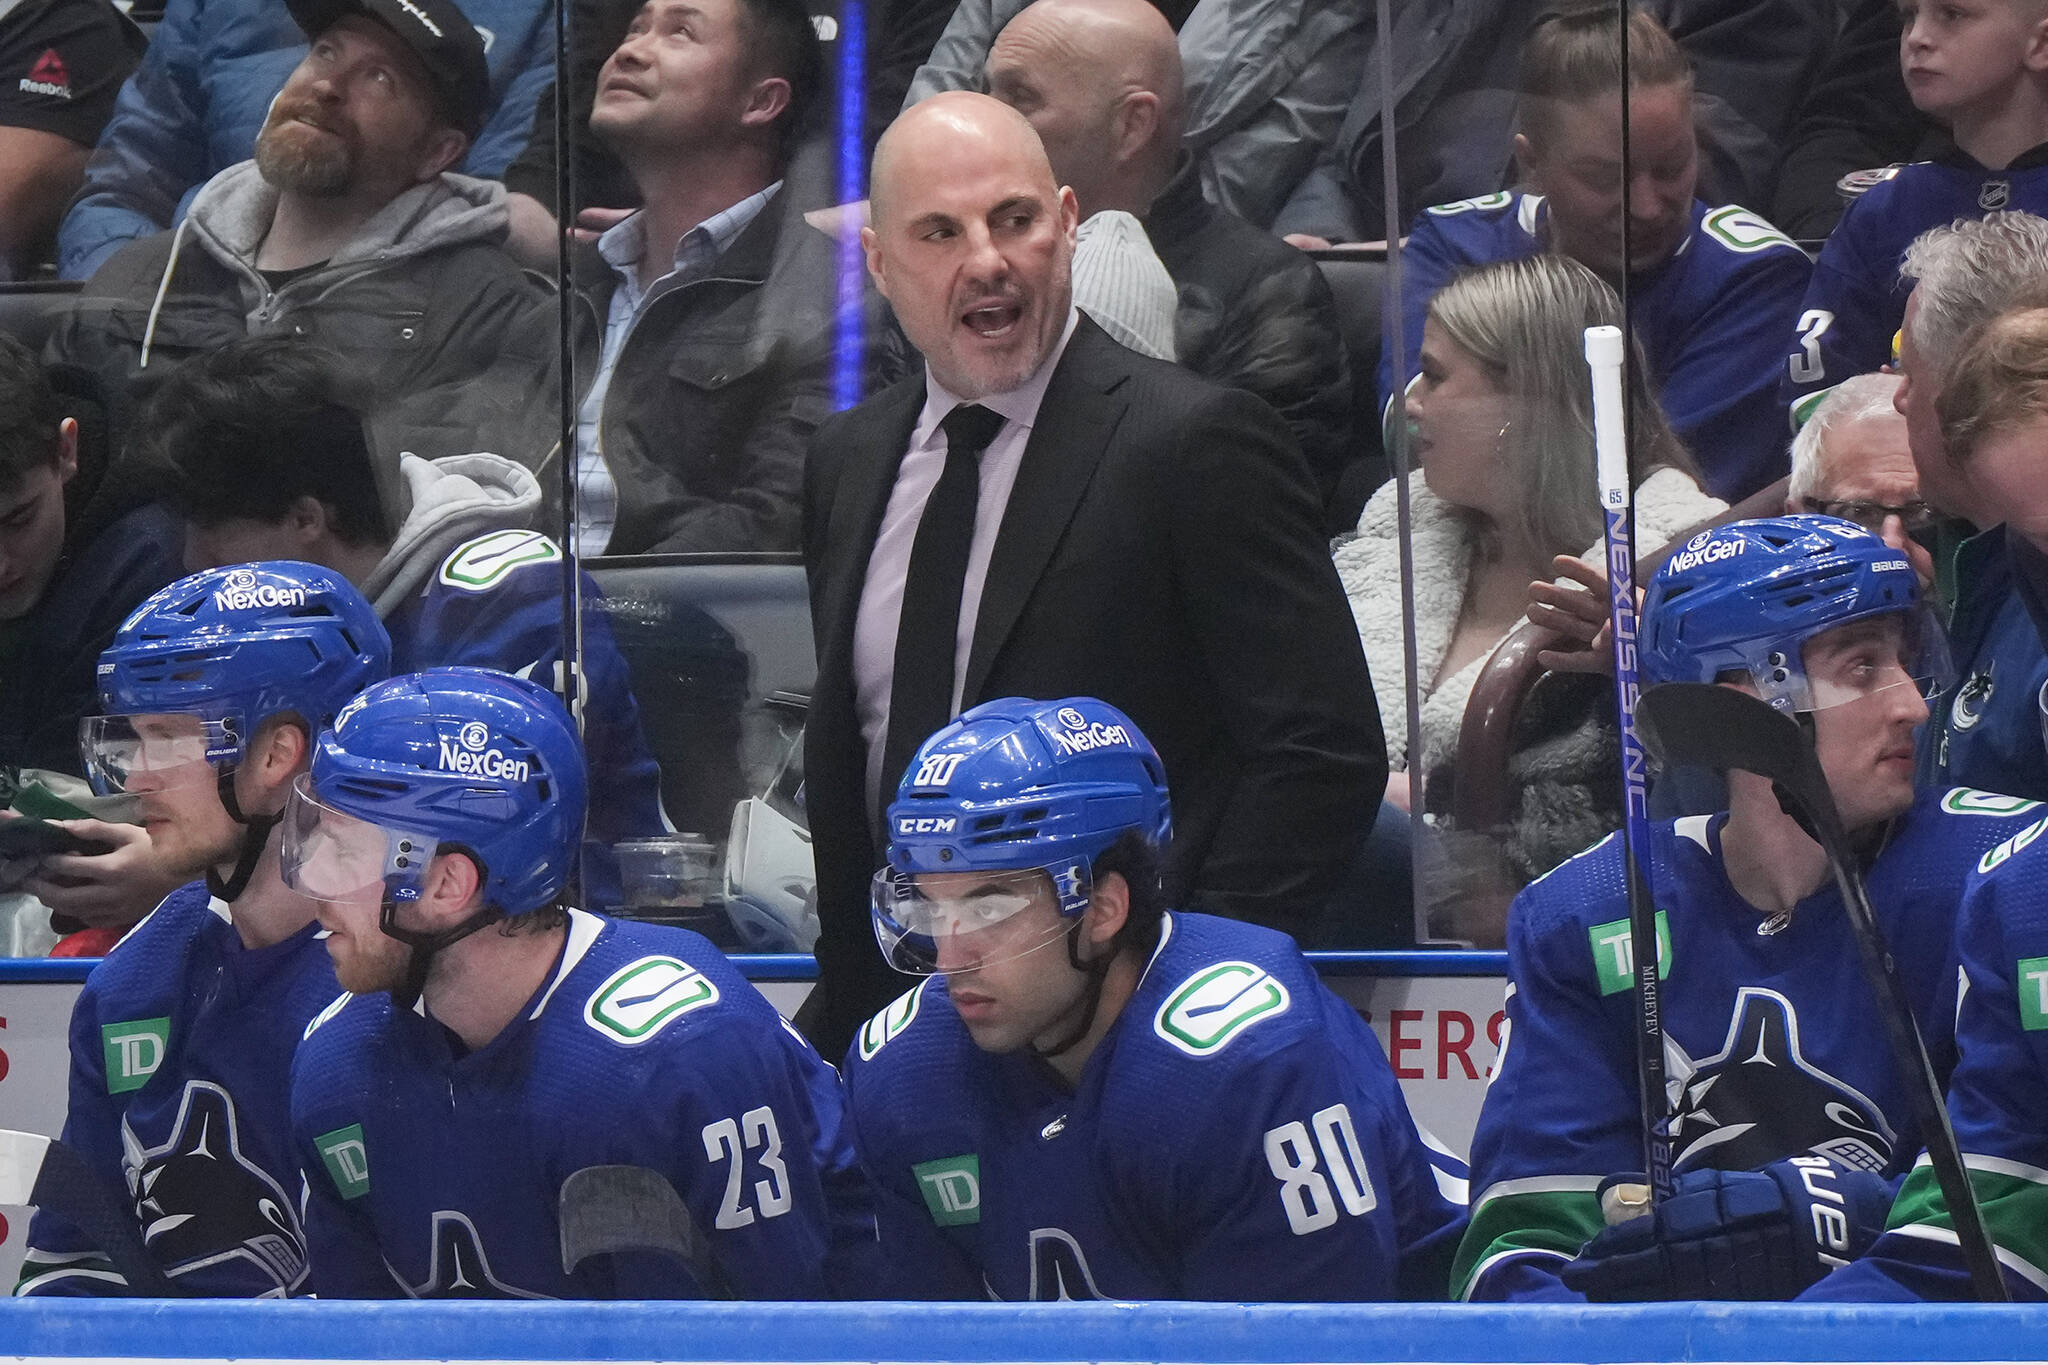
(1589, 912, 1671, 997)
(102, 1018, 169, 1094)
(315, 1124, 370, 1200)
(2017, 957, 2048, 1032)
(913, 1155, 980, 1226)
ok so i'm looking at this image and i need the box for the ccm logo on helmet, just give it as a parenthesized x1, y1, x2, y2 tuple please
(896, 816, 958, 835)
(1051, 721, 1131, 756)
(1666, 538, 1746, 574)
(437, 723, 532, 783)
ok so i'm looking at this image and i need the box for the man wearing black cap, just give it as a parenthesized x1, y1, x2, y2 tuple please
(45, 0, 555, 492)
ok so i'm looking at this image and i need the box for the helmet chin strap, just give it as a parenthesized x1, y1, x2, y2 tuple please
(1029, 920, 1113, 1062)
(206, 766, 281, 903)
(379, 890, 503, 1014)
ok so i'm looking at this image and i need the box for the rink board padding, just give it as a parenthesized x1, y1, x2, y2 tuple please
(5, 1300, 2048, 1363)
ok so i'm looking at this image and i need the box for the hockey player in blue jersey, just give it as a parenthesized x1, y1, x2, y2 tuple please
(282, 667, 873, 1299)
(139, 337, 668, 911)
(843, 696, 1461, 1301)
(1803, 802, 2048, 1300)
(16, 562, 391, 1296)
(1378, 3, 1809, 503)
(1782, 0, 2048, 424)
(1455, 515, 2044, 1303)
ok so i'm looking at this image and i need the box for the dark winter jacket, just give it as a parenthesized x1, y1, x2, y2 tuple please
(1142, 155, 1356, 512)
(47, 165, 558, 507)
(566, 185, 878, 556)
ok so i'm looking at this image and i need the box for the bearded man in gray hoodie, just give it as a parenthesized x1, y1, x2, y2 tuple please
(46, 0, 553, 474)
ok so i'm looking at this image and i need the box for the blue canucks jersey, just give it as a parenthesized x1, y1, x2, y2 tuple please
(1805, 810, 2048, 1301)
(383, 530, 668, 910)
(17, 885, 339, 1297)
(290, 911, 875, 1299)
(1783, 152, 2048, 424)
(1924, 528, 2048, 803)
(841, 912, 1463, 1302)
(1456, 788, 2043, 1303)
(1382, 193, 1811, 502)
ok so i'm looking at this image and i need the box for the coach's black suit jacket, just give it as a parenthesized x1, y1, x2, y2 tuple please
(800, 316, 1386, 1057)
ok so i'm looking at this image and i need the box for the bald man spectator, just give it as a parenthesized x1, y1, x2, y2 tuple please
(800, 92, 1383, 1056)
(1787, 372, 1935, 585)
(983, 0, 1357, 514)
(1895, 212, 2048, 799)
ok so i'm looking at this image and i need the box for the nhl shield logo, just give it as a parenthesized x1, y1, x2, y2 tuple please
(1981, 179, 2013, 211)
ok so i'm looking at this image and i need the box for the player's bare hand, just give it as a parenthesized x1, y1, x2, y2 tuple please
(1529, 556, 1615, 674)
(27, 820, 178, 930)
(1383, 769, 1412, 813)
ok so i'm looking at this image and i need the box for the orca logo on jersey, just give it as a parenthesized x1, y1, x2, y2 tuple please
(212, 569, 307, 613)
(122, 1080, 310, 1293)
(1951, 668, 1994, 733)
(401, 1210, 548, 1298)
(437, 726, 532, 784)
(1025, 1228, 1106, 1301)
(1665, 987, 1895, 1176)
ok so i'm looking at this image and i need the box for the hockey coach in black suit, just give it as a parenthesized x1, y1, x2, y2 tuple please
(797, 91, 1386, 1058)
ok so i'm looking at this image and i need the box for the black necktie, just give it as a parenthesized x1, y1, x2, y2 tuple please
(881, 403, 1008, 802)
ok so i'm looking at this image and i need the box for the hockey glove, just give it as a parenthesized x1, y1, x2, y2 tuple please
(1558, 1155, 1894, 1301)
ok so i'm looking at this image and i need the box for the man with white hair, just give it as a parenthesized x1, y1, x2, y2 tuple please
(1786, 372, 1934, 585)
(1891, 211, 2048, 798)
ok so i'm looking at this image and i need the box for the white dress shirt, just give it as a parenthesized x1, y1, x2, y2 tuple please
(851, 308, 1082, 812)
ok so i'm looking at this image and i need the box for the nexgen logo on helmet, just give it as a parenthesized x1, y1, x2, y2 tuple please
(436, 725, 531, 783)
(1666, 537, 1746, 575)
(212, 570, 310, 613)
(1049, 721, 1132, 756)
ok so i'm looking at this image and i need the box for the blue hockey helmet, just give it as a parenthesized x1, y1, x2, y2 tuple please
(872, 696, 1171, 974)
(281, 667, 588, 919)
(81, 561, 390, 796)
(1640, 515, 1944, 714)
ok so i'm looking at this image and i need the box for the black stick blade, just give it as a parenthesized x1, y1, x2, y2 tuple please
(1636, 683, 1844, 843)
(558, 1164, 733, 1299)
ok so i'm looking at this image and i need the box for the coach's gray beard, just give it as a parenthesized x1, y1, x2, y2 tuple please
(253, 118, 355, 197)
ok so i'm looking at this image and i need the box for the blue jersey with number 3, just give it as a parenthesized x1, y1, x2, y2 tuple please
(289, 911, 874, 1299)
(841, 911, 1463, 1301)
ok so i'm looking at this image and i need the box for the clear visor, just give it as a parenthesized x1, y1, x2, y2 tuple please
(279, 775, 432, 905)
(1768, 606, 1952, 714)
(870, 863, 1086, 976)
(79, 713, 237, 796)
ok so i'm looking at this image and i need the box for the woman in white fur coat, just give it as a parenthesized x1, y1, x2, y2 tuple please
(1334, 256, 1725, 935)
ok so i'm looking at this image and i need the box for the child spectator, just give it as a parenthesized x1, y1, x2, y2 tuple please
(1783, 0, 2048, 425)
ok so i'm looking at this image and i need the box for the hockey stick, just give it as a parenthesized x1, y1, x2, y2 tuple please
(558, 1164, 734, 1299)
(1634, 682, 2011, 1301)
(0, 1128, 178, 1296)
(1585, 324, 1674, 1203)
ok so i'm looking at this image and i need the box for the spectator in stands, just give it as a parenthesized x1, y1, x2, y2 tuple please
(45, 0, 555, 492)
(569, 0, 850, 556)
(904, 0, 1374, 230)
(1786, 372, 1935, 585)
(982, 0, 1356, 509)
(138, 338, 668, 910)
(1367, 1, 1810, 504)
(1769, 0, 1934, 241)
(1896, 213, 2048, 800)
(1334, 255, 1719, 939)
(0, 0, 142, 276)
(0, 336, 178, 781)
(1271, 0, 1831, 246)
(1782, 0, 2048, 426)
(53, 0, 552, 281)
